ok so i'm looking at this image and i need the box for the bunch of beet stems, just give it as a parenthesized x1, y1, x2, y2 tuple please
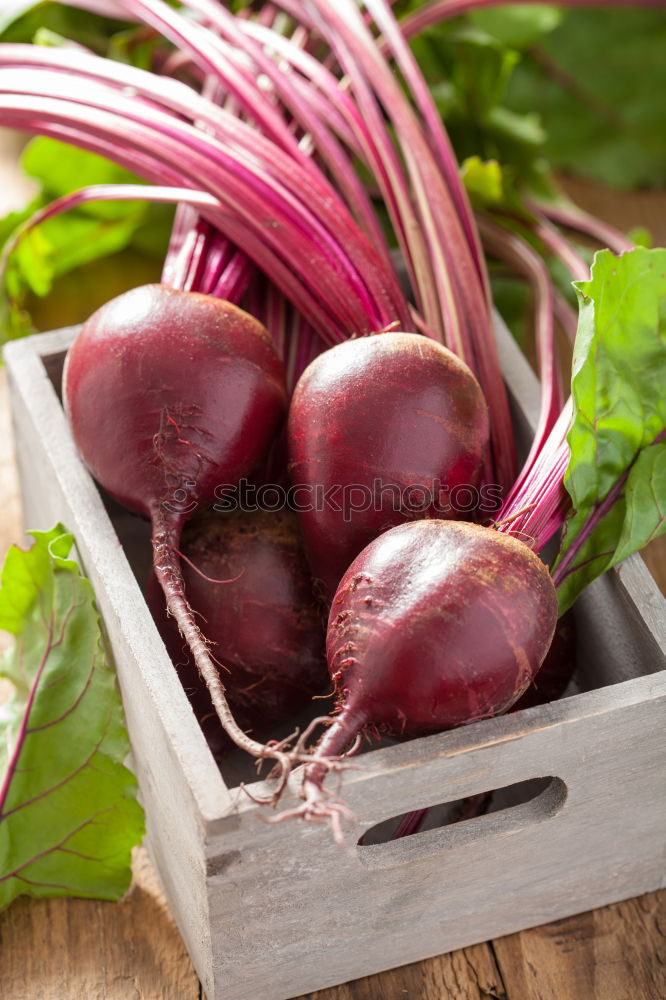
(57, 0, 662, 441)
(24, 0, 619, 493)
(0, 35, 422, 784)
(202, 0, 625, 497)
(158, 8, 333, 392)
(179, 0, 606, 490)
(217, 0, 637, 483)
(87, 0, 517, 494)
(0, 46, 410, 340)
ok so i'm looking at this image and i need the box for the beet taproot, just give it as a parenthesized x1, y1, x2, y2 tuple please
(63, 284, 300, 772)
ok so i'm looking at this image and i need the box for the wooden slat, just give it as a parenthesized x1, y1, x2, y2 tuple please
(0, 848, 200, 1000)
(305, 943, 507, 1000)
(492, 891, 666, 1000)
(0, 367, 199, 999)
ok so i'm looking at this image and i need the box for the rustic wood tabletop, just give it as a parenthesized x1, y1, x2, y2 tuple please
(0, 134, 665, 1000)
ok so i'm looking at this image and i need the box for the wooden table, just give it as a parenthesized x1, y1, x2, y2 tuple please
(0, 137, 665, 998)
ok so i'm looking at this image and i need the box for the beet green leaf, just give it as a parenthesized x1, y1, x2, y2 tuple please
(0, 525, 144, 909)
(553, 248, 666, 613)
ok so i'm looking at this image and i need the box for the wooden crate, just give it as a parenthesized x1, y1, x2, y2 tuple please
(4, 322, 666, 1000)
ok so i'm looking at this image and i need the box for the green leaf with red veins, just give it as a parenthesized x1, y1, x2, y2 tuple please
(0, 525, 144, 910)
(553, 248, 666, 614)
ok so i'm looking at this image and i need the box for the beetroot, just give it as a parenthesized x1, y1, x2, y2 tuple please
(64, 285, 286, 522)
(288, 332, 490, 601)
(274, 519, 557, 836)
(147, 508, 328, 748)
(63, 284, 294, 770)
(325, 519, 556, 738)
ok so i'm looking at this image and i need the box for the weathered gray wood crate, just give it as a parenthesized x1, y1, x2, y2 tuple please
(4, 321, 666, 1000)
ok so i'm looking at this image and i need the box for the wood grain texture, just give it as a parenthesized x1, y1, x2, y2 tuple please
(0, 848, 200, 1000)
(305, 943, 507, 1000)
(493, 891, 666, 1000)
(0, 365, 199, 1000)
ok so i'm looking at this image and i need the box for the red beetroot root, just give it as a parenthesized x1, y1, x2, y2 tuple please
(288, 332, 490, 602)
(272, 519, 557, 839)
(64, 285, 287, 523)
(63, 284, 327, 781)
(147, 508, 328, 751)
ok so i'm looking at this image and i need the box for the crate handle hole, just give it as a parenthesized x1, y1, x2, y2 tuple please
(356, 776, 567, 861)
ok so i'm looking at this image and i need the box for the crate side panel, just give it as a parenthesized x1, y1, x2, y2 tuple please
(574, 562, 666, 689)
(5, 341, 220, 996)
(5, 336, 230, 811)
(202, 686, 666, 1000)
(618, 555, 666, 651)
